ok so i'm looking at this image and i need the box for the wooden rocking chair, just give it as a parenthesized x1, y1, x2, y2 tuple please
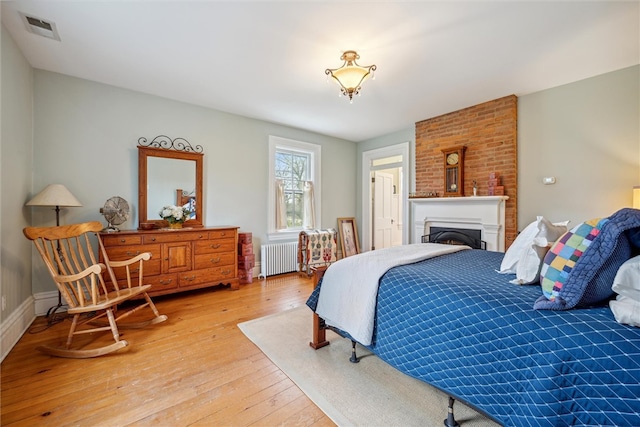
(23, 221, 168, 358)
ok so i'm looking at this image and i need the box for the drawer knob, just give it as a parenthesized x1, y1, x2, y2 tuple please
(151, 237, 156, 241)
(120, 239, 126, 243)
(159, 279, 173, 285)
(210, 243, 221, 249)
(210, 257, 221, 264)
(126, 251, 140, 256)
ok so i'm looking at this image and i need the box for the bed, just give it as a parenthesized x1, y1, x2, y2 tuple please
(306, 208, 640, 426)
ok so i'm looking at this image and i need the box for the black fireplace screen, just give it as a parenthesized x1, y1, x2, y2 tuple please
(422, 227, 486, 250)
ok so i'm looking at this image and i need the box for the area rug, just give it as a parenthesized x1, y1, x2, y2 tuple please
(238, 305, 499, 426)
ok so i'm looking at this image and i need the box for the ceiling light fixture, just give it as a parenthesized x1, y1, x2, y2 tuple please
(325, 50, 376, 103)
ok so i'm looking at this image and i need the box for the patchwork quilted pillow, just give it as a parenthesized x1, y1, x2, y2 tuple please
(534, 209, 637, 310)
(538, 218, 604, 301)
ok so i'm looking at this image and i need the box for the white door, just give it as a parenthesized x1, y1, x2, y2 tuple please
(373, 171, 394, 250)
(361, 142, 409, 253)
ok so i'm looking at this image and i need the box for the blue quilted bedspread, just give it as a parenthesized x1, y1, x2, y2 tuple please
(307, 250, 640, 426)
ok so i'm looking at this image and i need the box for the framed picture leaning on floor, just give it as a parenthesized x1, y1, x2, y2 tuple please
(337, 217, 360, 258)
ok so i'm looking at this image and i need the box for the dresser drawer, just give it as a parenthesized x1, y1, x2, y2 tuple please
(102, 235, 142, 246)
(209, 229, 235, 240)
(110, 259, 161, 280)
(209, 265, 236, 282)
(194, 252, 235, 270)
(143, 232, 207, 244)
(194, 239, 235, 254)
(179, 266, 236, 287)
(105, 244, 161, 261)
(145, 273, 179, 291)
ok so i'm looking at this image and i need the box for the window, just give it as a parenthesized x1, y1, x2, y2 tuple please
(276, 149, 310, 228)
(268, 136, 321, 239)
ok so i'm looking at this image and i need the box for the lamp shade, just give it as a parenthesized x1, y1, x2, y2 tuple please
(633, 186, 640, 209)
(26, 184, 82, 207)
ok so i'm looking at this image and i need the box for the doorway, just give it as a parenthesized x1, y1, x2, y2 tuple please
(361, 143, 409, 252)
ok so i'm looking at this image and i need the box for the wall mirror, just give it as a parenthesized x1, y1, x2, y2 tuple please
(138, 136, 204, 229)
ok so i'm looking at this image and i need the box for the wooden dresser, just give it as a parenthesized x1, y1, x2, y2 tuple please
(100, 226, 239, 297)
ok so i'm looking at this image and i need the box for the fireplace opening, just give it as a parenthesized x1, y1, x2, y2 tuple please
(422, 227, 486, 250)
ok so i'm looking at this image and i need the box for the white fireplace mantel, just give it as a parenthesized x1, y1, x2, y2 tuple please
(409, 196, 509, 252)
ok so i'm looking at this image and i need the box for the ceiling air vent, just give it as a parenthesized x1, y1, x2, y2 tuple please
(19, 12, 61, 41)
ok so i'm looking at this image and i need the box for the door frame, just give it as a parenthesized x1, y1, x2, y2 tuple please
(361, 142, 410, 252)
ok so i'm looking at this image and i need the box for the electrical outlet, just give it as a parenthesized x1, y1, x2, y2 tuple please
(1, 295, 6, 311)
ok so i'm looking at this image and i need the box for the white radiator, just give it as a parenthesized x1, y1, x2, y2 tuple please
(259, 242, 298, 278)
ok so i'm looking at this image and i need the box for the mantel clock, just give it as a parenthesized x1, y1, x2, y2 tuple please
(442, 146, 466, 197)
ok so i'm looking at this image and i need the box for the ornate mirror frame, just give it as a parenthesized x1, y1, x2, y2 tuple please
(138, 136, 204, 229)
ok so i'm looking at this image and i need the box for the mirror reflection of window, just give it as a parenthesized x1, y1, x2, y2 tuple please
(148, 157, 196, 219)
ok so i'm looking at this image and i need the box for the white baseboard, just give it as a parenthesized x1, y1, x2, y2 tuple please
(33, 290, 64, 317)
(1, 296, 35, 363)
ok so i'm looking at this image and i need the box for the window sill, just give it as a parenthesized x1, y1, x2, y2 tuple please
(267, 230, 302, 242)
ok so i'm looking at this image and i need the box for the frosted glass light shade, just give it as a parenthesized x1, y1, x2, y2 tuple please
(331, 66, 371, 91)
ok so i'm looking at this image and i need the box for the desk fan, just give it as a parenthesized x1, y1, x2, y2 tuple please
(100, 196, 129, 232)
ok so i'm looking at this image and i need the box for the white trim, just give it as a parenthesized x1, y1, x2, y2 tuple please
(361, 142, 410, 252)
(1, 296, 35, 363)
(34, 290, 62, 316)
(267, 136, 321, 241)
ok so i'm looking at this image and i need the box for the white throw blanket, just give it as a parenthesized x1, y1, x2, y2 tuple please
(315, 243, 469, 346)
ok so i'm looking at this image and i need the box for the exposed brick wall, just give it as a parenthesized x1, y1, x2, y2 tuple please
(415, 95, 518, 248)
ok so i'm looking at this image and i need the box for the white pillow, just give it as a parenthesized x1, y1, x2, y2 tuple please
(610, 295, 640, 327)
(537, 217, 570, 244)
(510, 237, 551, 285)
(503, 217, 570, 283)
(498, 218, 540, 274)
(509, 217, 569, 284)
(612, 255, 640, 301)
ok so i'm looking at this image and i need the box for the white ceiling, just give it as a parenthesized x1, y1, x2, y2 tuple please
(2, 1, 638, 142)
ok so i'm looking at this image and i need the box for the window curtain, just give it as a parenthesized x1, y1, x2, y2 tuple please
(303, 181, 316, 229)
(275, 179, 287, 230)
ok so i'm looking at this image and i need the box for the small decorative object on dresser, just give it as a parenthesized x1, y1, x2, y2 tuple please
(100, 226, 240, 296)
(159, 204, 192, 229)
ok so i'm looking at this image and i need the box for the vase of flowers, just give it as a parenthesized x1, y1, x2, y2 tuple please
(159, 205, 191, 229)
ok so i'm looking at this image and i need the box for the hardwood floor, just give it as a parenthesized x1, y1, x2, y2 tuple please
(1, 273, 336, 426)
